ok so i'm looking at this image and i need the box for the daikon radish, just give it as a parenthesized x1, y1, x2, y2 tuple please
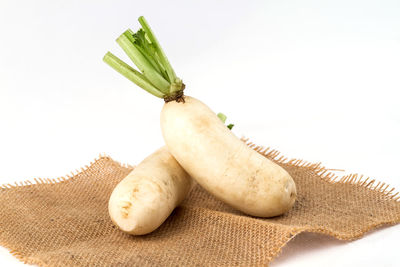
(108, 147, 193, 235)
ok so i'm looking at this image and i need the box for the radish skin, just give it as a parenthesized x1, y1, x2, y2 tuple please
(161, 96, 296, 217)
(108, 147, 193, 235)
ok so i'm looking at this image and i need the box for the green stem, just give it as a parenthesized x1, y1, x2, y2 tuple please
(103, 52, 164, 98)
(217, 112, 234, 130)
(138, 16, 177, 86)
(117, 34, 170, 94)
(103, 16, 184, 100)
(217, 113, 227, 123)
(123, 29, 163, 75)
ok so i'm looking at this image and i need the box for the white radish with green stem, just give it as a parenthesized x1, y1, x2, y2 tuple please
(104, 16, 297, 217)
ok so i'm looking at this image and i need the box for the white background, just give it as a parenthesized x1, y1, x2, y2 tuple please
(1, 0, 399, 266)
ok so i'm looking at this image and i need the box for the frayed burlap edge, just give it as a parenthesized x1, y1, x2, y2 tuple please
(1, 140, 399, 266)
(244, 138, 400, 203)
(0, 154, 134, 190)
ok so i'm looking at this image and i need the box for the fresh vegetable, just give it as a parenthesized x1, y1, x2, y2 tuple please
(104, 16, 297, 217)
(108, 147, 193, 235)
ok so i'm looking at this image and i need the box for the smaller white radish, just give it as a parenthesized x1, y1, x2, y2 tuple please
(109, 147, 193, 235)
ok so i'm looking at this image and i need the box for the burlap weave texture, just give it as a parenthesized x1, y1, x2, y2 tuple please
(1, 142, 399, 266)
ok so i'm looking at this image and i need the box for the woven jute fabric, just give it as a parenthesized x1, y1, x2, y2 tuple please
(1, 142, 399, 266)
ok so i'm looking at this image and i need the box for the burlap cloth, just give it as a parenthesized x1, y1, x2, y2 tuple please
(1, 141, 399, 266)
